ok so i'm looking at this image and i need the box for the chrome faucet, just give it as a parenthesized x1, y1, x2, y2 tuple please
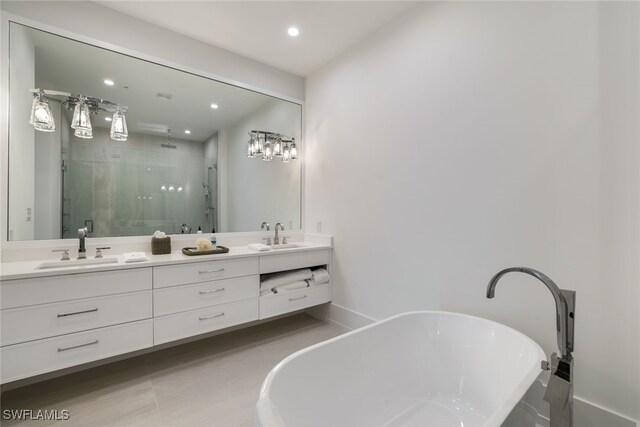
(487, 267, 576, 427)
(77, 227, 88, 259)
(274, 223, 284, 245)
(261, 222, 270, 231)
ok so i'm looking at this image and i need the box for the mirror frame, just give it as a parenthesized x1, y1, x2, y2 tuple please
(0, 12, 305, 248)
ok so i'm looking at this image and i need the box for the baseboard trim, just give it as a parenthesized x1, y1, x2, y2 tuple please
(305, 302, 376, 330)
(308, 303, 638, 427)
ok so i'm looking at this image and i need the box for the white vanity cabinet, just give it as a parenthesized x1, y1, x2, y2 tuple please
(0, 245, 332, 384)
(152, 259, 260, 344)
(0, 268, 153, 383)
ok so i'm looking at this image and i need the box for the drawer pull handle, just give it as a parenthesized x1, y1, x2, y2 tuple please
(57, 308, 99, 318)
(198, 268, 225, 274)
(199, 312, 225, 321)
(58, 339, 99, 352)
(199, 287, 226, 295)
(288, 295, 308, 302)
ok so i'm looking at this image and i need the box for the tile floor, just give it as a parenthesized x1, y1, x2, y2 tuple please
(0, 314, 347, 427)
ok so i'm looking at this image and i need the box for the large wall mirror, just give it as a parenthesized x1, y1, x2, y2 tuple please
(7, 22, 302, 241)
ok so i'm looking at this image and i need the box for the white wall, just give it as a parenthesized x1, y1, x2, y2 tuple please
(305, 1, 639, 423)
(218, 99, 301, 232)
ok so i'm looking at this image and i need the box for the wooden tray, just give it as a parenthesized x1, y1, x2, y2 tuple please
(182, 246, 229, 256)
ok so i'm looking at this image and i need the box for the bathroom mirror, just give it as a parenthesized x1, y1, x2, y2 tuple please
(6, 22, 302, 241)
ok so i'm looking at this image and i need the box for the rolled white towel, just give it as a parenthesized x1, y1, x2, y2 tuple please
(273, 280, 310, 293)
(123, 252, 149, 263)
(260, 268, 312, 292)
(311, 268, 330, 285)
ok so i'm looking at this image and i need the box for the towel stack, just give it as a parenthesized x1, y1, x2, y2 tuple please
(260, 267, 330, 296)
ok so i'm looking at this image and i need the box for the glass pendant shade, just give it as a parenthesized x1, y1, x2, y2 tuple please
(273, 136, 283, 157)
(74, 127, 93, 139)
(29, 94, 55, 132)
(255, 134, 264, 155)
(282, 144, 291, 163)
(263, 142, 273, 161)
(290, 140, 298, 159)
(71, 97, 92, 133)
(247, 141, 255, 157)
(110, 108, 128, 141)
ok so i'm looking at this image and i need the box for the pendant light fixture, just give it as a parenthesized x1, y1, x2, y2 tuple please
(29, 89, 128, 142)
(29, 89, 55, 132)
(247, 131, 298, 164)
(110, 106, 128, 141)
(71, 96, 93, 138)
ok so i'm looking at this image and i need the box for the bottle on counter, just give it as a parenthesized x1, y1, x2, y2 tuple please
(211, 234, 217, 249)
(197, 226, 202, 234)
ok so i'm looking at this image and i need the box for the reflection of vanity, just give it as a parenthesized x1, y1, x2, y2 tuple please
(0, 242, 331, 384)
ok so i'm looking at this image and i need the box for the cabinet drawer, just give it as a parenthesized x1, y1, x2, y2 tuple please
(1, 268, 152, 310)
(154, 276, 258, 316)
(0, 320, 153, 384)
(154, 299, 258, 345)
(259, 283, 331, 320)
(153, 258, 258, 289)
(259, 249, 331, 274)
(1, 291, 152, 347)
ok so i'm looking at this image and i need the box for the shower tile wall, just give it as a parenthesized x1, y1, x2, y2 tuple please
(62, 126, 216, 238)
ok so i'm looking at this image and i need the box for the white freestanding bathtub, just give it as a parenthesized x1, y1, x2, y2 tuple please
(257, 311, 546, 427)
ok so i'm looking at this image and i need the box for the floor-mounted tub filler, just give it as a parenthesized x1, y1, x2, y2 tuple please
(257, 267, 575, 427)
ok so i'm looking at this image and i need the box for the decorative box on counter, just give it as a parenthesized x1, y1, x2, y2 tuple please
(151, 236, 171, 255)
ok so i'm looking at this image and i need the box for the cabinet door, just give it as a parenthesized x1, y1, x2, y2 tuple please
(1, 291, 152, 346)
(154, 299, 258, 345)
(1, 320, 153, 384)
(1, 268, 152, 309)
(153, 258, 258, 288)
(259, 282, 331, 320)
(154, 276, 258, 316)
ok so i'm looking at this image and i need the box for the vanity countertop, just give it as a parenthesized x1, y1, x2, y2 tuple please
(0, 242, 331, 281)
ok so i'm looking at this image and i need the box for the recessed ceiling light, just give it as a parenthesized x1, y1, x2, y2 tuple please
(184, 130, 191, 134)
(210, 103, 218, 109)
(287, 27, 300, 37)
(105, 117, 112, 122)
(104, 79, 114, 86)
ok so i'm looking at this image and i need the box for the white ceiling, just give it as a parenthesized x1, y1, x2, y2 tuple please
(95, 1, 418, 77)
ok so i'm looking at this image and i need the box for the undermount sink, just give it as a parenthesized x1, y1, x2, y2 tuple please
(36, 257, 119, 269)
(270, 243, 302, 250)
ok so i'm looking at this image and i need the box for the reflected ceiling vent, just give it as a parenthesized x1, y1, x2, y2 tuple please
(156, 92, 173, 101)
(161, 128, 177, 149)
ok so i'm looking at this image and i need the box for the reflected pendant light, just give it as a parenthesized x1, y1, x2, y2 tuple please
(71, 96, 92, 135)
(29, 91, 55, 132)
(282, 143, 291, 163)
(255, 133, 264, 156)
(247, 132, 257, 157)
(263, 139, 273, 161)
(110, 107, 128, 141)
(290, 138, 298, 159)
(273, 135, 283, 157)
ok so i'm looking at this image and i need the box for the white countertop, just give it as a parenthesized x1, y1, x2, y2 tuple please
(0, 242, 331, 281)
